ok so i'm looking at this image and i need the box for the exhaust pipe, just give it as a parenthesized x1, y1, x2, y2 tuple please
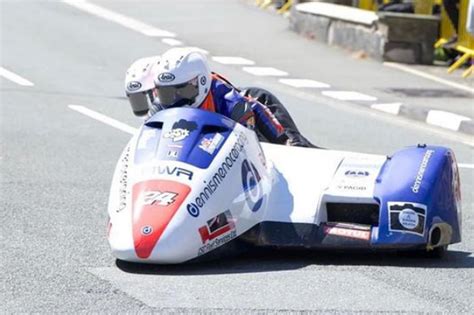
(427, 223, 452, 250)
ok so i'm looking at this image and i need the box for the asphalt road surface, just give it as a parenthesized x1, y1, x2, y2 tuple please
(1, 0, 473, 313)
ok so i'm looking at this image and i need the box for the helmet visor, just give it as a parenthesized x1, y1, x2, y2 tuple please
(156, 77, 199, 108)
(128, 90, 155, 116)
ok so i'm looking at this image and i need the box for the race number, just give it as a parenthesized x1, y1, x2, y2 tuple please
(142, 191, 177, 206)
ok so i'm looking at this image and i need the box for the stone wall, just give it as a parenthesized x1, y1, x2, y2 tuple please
(290, 3, 440, 64)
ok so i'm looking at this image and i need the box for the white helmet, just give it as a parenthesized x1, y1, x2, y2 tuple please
(154, 48, 211, 109)
(125, 56, 160, 116)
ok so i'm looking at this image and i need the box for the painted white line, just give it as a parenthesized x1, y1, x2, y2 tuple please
(426, 110, 471, 131)
(459, 163, 474, 169)
(162, 38, 183, 46)
(0, 67, 34, 86)
(279, 78, 330, 88)
(384, 62, 474, 94)
(242, 67, 288, 76)
(68, 105, 137, 135)
(371, 103, 402, 115)
(322, 91, 377, 101)
(212, 56, 255, 65)
(62, 0, 175, 37)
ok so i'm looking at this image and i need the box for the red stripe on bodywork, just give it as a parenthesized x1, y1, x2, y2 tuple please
(323, 226, 371, 241)
(132, 180, 191, 259)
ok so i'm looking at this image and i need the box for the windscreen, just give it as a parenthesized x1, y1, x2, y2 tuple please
(134, 108, 235, 169)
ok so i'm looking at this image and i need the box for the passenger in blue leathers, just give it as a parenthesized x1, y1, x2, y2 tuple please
(124, 48, 315, 147)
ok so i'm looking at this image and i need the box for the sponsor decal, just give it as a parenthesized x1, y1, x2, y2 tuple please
(344, 170, 369, 177)
(199, 133, 224, 155)
(411, 150, 434, 193)
(127, 81, 142, 92)
(337, 184, 367, 191)
(164, 119, 198, 142)
(141, 191, 178, 206)
(323, 224, 371, 241)
(158, 72, 175, 82)
(141, 225, 153, 235)
(398, 209, 419, 230)
(117, 146, 130, 213)
(187, 203, 200, 217)
(343, 162, 380, 169)
(198, 210, 237, 255)
(140, 165, 193, 180)
(168, 151, 178, 158)
(241, 159, 264, 212)
(186, 133, 248, 217)
(388, 202, 426, 236)
(132, 180, 191, 259)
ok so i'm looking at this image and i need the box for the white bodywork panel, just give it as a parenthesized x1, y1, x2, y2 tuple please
(261, 143, 387, 224)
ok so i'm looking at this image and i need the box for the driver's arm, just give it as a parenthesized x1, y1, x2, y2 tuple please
(229, 97, 289, 144)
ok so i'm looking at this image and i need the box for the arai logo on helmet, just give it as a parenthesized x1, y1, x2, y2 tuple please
(127, 81, 142, 92)
(158, 72, 176, 82)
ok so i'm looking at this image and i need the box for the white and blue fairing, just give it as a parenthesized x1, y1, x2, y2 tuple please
(107, 108, 462, 264)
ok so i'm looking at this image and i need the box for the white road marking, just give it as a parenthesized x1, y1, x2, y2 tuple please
(371, 103, 402, 115)
(242, 67, 288, 76)
(0, 67, 34, 86)
(212, 56, 255, 65)
(273, 80, 474, 147)
(62, 0, 175, 37)
(384, 62, 474, 94)
(279, 78, 330, 88)
(161, 38, 183, 46)
(68, 105, 138, 135)
(459, 163, 474, 169)
(322, 91, 377, 101)
(426, 110, 471, 131)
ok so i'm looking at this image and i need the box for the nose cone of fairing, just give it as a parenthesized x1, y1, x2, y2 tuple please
(109, 206, 199, 264)
(129, 179, 191, 262)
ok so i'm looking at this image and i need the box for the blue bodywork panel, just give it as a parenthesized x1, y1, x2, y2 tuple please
(250, 146, 461, 251)
(134, 108, 235, 169)
(372, 145, 461, 247)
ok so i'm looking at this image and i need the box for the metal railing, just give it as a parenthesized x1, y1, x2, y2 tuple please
(434, 0, 473, 77)
(358, 0, 473, 77)
(256, 0, 294, 14)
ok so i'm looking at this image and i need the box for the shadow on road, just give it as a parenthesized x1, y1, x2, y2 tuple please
(116, 248, 474, 275)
